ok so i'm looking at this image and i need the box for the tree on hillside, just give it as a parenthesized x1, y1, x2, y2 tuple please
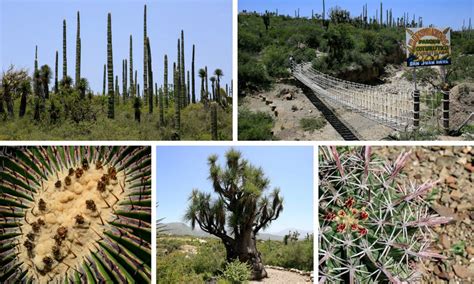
(184, 149, 284, 280)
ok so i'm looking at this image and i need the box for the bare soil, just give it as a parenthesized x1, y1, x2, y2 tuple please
(250, 268, 311, 284)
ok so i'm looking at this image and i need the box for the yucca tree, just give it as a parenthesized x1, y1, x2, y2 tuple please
(40, 65, 51, 100)
(77, 77, 89, 99)
(191, 44, 195, 103)
(75, 11, 81, 86)
(62, 19, 67, 80)
(163, 55, 168, 108)
(214, 69, 223, 104)
(0, 146, 152, 283)
(185, 149, 283, 280)
(198, 68, 206, 103)
(2, 67, 29, 118)
(18, 79, 31, 117)
(107, 13, 114, 119)
(54, 51, 58, 93)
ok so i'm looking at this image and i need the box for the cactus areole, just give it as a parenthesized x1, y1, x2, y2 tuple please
(185, 149, 284, 280)
(318, 146, 452, 283)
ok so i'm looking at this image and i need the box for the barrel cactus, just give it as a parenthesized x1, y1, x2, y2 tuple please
(0, 146, 151, 283)
(319, 146, 452, 283)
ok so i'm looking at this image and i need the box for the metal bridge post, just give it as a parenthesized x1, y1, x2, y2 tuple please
(413, 89, 420, 130)
(442, 90, 450, 134)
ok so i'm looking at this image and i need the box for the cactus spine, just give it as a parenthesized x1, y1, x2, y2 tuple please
(211, 102, 217, 140)
(75, 11, 81, 85)
(62, 19, 67, 80)
(54, 50, 58, 93)
(146, 37, 153, 113)
(319, 146, 452, 283)
(191, 44, 195, 103)
(107, 13, 114, 119)
(164, 55, 169, 108)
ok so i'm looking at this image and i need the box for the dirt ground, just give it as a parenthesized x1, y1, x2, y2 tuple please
(241, 83, 342, 140)
(250, 268, 311, 284)
(373, 146, 474, 283)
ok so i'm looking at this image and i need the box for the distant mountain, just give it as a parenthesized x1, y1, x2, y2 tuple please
(160, 222, 311, 241)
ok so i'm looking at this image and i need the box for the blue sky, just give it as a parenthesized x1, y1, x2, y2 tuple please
(156, 146, 314, 234)
(1, 0, 232, 96)
(239, 0, 473, 30)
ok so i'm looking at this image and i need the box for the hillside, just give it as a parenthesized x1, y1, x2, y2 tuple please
(160, 222, 312, 241)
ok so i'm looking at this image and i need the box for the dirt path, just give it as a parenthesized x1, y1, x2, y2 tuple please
(241, 82, 342, 140)
(250, 268, 311, 284)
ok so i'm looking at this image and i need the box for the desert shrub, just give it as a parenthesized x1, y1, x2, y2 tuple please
(258, 237, 313, 271)
(221, 260, 251, 284)
(238, 57, 271, 91)
(238, 108, 274, 140)
(262, 45, 290, 78)
(191, 242, 226, 275)
(157, 252, 202, 283)
(300, 117, 327, 132)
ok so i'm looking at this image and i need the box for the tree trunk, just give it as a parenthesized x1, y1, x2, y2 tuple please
(224, 232, 267, 280)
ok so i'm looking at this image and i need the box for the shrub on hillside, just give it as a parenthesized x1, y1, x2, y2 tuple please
(238, 108, 274, 140)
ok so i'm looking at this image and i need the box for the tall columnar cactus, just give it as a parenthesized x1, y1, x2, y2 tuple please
(176, 39, 181, 110)
(180, 30, 186, 107)
(115, 75, 120, 104)
(211, 102, 218, 140)
(163, 55, 168, 108)
(122, 59, 127, 102)
(191, 44, 195, 103)
(135, 70, 138, 96)
(75, 11, 81, 86)
(158, 86, 164, 125)
(319, 146, 452, 283)
(34, 45, 38, 72)
(54, 50, 58, 93)
(214, 69, 223, 105)
(173, 62, 180, 138)
(107, 13, 114, 119)
(143, 4, 148, 105)
(205, 66, 209, 102)
(129, 35, 134, 98)
(102, 64, 106, 95)
(146, 37, 153, 113)
(63, 20, 67, 80)
(187, 70, 190, 105)
(380, 2, 383, 25)
(155, 83, 158, 106)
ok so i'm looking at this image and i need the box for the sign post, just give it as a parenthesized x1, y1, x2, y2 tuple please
(406, 27, 451, 132)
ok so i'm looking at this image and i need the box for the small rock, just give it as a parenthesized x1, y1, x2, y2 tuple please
(270, 105, 276, 111)
(440, 234, 451, 249)
(457, 201, 472, 211)
(457, 157, 468, 165)
(453, 264, 474, 278)
(445, 175, 456, 184)
(450, 190, 463, 201)
(465, 163, 474, 173)
(467, 246, 474, 255)
(283, 93, 293, 100)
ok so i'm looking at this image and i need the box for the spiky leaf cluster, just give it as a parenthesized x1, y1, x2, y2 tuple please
(318, 146, 452, 283)
(0, 146, 151, 283)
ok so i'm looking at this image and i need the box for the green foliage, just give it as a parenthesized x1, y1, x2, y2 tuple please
(221, 260, 251, 283)
(451, 241, 466, 255)
(238, 108, 274, 140)
(261, 45, 290, 78)
(258, 236, 313, 271)
(299, 117, 326, 132)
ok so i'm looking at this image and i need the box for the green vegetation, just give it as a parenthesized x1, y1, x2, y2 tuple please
(0, 5, 231, 140)
(299, 116, 326, 132)
(157, 234, 313, 283)
(238, 108, 274, 140)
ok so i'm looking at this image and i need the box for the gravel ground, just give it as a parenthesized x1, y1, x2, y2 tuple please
(249, 268, 311, 284)
(373, 146, 474, 283)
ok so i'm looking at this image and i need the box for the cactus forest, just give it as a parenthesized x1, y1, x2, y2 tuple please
(0, 146, 152, 283)
(0, 4, 232, 140)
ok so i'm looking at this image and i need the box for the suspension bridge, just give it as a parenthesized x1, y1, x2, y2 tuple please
(292, 63, 446, 140)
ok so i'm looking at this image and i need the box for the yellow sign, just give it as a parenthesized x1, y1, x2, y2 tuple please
(406, 27, 451, 67)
